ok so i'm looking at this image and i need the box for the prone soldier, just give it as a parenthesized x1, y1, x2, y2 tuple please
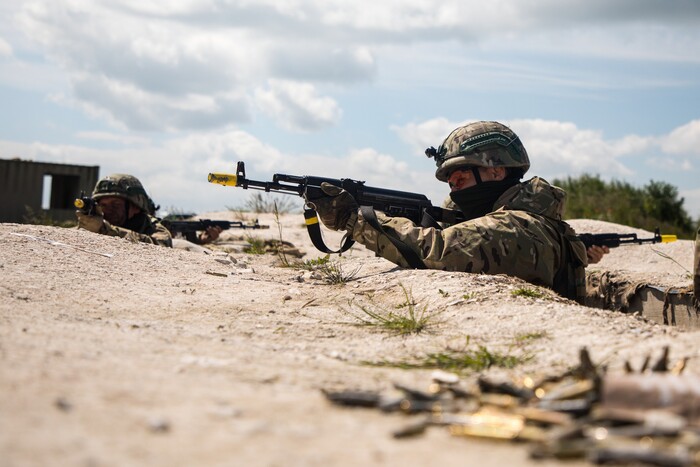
(75, 174, 172, 247)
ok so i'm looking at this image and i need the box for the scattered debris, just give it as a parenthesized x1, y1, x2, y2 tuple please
(323, 347, 700, 464)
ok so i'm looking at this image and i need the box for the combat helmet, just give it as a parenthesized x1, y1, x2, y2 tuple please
(426, 121, 530, 182)
(92, 174, 152, 213)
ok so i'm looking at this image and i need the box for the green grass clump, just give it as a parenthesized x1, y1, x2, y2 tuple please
(367, 338, 530, 373)
(244, 236, 266, 255)
(511, 287, 546, 299)
(290, 255, 332, 271)
(343, 284, 436, 334)
(318, 260, 361, 285)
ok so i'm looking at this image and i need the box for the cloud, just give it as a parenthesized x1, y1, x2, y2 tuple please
(660, 119, 700, 156)
(13, 0, 699, 135)
(255, 80, 342, 132)
(66, 73, 252, 131)
(0, 36, 12, 57)
(394, 118, 645, 181)
(392, 118, 469, 157)
(680, 187, 700, 220)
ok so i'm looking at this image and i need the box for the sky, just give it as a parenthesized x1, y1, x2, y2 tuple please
(1, 0, 700, 220)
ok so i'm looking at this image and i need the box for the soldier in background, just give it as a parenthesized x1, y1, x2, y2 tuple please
(76, 174, 172, 247)
(306, 121, 607, 303)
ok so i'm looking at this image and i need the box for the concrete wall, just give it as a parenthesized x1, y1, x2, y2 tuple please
(0, 159, 99, 223)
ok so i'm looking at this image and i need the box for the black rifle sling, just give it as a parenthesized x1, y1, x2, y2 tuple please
(360, 206, 426, 270)
(420, 209, 443, 229)
(552, 224, 583, 302)
(303, 209, 355, 254)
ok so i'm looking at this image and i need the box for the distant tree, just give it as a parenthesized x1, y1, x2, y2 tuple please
(553, 174, 696, 239)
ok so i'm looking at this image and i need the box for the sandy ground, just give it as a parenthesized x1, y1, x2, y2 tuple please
(0, 213, 697, 467)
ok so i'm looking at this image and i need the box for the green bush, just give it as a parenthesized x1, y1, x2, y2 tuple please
(553, 174, 697, 239)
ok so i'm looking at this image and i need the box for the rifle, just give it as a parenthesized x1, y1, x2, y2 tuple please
(208, 161, 465, 258)
(164, 218, 269, 243)
(74, 192, 98, 215)
(578, 229, 676, 249)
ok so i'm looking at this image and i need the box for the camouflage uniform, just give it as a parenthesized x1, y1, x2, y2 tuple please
(94, 211, 172, 247)
(81, 174, 172, 247)
(309, 121, 588, 302)
(349, 177, 588, 301)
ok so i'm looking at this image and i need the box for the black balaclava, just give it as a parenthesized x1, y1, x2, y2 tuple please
(449, 167, 521, 221)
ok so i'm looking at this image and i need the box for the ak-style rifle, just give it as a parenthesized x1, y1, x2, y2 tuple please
(164, 218, 268, 243)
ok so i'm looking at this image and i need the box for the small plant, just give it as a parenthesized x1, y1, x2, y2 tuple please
(651, 248, 692, 277)
(318, 259, 361, 285)
(272, 201, 290, 266)
(244, 192, 298, 214)
(438, 289, 449, 297)
(291, 255, 332, 271)
(226, 206, 249, 221)
(366, 337, 530, 372)
(244, 236, 266, 255)
(462, 292, 477, 300)
(342, 284, 436, 334)
(514, 331, 549, 343)
(511, 287, 546, 299)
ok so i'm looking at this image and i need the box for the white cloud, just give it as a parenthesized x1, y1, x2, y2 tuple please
(394, 118, 639, 180)
(392, 118, 469, 157)
(255, 80, 342, 132)
(65, 73, 252, 131)
(0, 36, 12, 57)
(75, 131, 151, 146)
(11, 0, 699, 135)
(660, 120, 700, 156)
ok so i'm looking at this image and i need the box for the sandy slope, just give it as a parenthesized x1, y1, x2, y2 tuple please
(0, 216, 697, 466)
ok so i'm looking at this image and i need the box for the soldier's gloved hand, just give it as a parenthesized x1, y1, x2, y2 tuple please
(306, 182, 358, 231)
(76, 210, 106, 233)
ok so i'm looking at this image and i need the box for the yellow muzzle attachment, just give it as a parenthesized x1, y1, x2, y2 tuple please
(208, 173, 238, 186)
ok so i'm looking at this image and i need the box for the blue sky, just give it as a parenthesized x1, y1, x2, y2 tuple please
(1, 1, 699, 220)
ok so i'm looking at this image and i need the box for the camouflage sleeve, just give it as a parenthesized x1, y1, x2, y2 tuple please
(350, 209, 566, 288)
(100, 217, 173, 247)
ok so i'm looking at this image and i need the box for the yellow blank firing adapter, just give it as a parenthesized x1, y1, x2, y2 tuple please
(74, 198, 86, 209)
(208, 173, 238, 186)
(661, 234, 677, 243)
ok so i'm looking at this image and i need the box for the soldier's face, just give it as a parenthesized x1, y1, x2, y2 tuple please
(448, 169, 477, 192)
(448, 167, 507, 191)
(97, 196, 128, 226)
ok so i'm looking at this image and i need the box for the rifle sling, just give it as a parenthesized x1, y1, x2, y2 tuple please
(303, 209, 355, 254)
(360, 206, 426, 270)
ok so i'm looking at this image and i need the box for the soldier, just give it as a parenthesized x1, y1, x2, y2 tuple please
(76, 174, 172, 247)
(306, 121, 607, 303)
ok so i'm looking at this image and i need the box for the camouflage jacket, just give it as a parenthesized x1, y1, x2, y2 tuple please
(349, 177, 588, 301)
(100, 212, 173, 247)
